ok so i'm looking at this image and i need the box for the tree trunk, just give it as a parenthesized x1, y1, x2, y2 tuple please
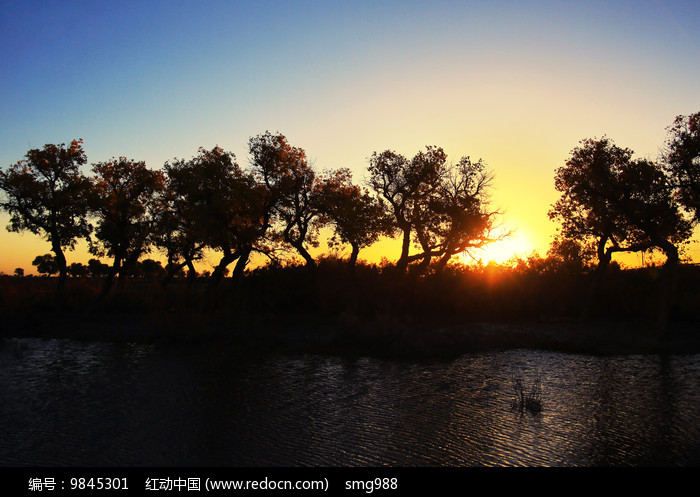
(396, 225, 411, 272)
(595, 236, 612, 274)
(434, 251, 452, 274)
(97, 254, 122, 301)
(161, 260, 187, 287)
(415, 254, 431, 275)
(117, 259, 132, 289)
(51, 242, 68, 307)
(348, 244, 360, 271)
(230, 247, 251, 284)
(209, 249, 238, 289)
(292, 241, 316, 268)
(222, 247, 252, 311)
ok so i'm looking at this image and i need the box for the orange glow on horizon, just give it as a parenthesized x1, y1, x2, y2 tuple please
(462, 228, 536, 265)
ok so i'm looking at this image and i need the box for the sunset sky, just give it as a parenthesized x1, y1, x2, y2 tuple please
(1, 0, 699, 274)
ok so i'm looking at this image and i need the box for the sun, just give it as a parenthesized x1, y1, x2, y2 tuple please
(462, 230, 535, 265)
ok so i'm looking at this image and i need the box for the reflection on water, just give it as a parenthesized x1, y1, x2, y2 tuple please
(0, 338, 698, 466)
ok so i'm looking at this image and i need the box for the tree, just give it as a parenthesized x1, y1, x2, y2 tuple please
(419, 156, 504, 273)
(317, 168, 393, 269)
(90, 157, 165, 298)
(663, 111, 700, 221)
(367, 146, 446, 271)
(13, 267, 24, 278)
(87, 258, 110, 278)
(368, 146, 501, 272)
(546, 236, 595, 274)
(152, 172, 208, 286)
(165, 146, 269, 288)
(550, 138, 643, 272)
(0, 139, 92, 302)
(32, 254, 59, 276)
(549, 137, 693, 328)
(68, 262, 88, 277)
(136, 259, 167, 279)
(549, 137, 692, 271)
(249, 132, 320, 268)
(617, 157, 693, 266)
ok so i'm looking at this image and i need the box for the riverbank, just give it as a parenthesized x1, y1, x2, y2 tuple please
(2, 309, 699, 359)
(2, 266, 699, 359)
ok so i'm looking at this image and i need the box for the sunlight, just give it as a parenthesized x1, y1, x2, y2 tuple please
(463, 229, 534, 265)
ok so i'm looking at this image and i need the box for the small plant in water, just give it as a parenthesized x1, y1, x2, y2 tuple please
(511, 372, 542, 414)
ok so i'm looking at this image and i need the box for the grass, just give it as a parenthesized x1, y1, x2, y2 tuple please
(511, 372, 543, 414)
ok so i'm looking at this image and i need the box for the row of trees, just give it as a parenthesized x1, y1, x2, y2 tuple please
(2, 112, 698, 307)
(0, 132, 501, 302)
(25, 254, 166, 280)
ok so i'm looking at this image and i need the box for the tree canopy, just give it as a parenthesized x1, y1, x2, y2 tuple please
(90, 157, 165, 296)
(0, 139, 92, 300)
(32, 253, 59, 276)
(164, 146, 269, 287)
(317, 168, 393, 269)
(2, 118, 697, 309)
(549, 137, 693, 270)
(249, 132, 320, 267)
(663, 111, 700, 221)
(368, 146, 501, 272)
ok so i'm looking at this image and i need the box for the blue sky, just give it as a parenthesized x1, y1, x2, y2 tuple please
(2, 0, 699, 272)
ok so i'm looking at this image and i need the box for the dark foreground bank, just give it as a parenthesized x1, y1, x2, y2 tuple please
(3, 308, 699, 359)
(2, 262, 699, 358)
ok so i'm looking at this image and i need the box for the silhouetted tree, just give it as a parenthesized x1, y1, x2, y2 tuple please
(549, 138, 647, 272)
(32, 254, 59, 276)
(617, 157, 693, 266)
(135, 259, 167, 279)
(317, 168, 393, 269)
(550, 137, 691, 271)
(550, 137, 693, 326)
(663, 111, 700, 221)
(0, 139, 92, 302)
(420, 157, 504, 273)
(87, 258, 110, 278)
(165, 146, 268, 288)
(546, 236, 595, 274)
(152, 172, 207, 286)
(13, 267, 24, 277)
(368, 146, 500, 272)
(367, 147, 446, 271)
(249, 132, 320, 268)
(90, 157, 165, 298)
(68, 262, 88, 277)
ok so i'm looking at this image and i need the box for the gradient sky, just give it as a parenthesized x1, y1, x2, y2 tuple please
(2, 0, 699, 274)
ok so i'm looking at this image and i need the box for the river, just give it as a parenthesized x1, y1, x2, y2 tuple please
(1, 337, 698, 466)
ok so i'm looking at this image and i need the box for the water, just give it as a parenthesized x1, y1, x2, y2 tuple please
(1, 337, 698, 466)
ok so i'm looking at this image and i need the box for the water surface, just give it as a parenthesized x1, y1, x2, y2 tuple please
(1, 338, 698, 466)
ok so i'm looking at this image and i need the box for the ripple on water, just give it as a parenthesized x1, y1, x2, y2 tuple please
(1, 338, 698, 466)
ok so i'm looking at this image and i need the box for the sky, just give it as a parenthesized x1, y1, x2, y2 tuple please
(1, 0, 699, 274)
